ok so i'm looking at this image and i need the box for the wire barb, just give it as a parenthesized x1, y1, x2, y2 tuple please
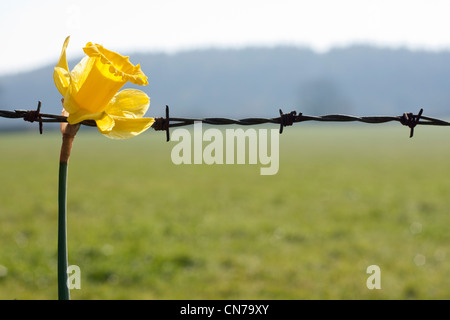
(279, 109, 301, 134)
(21, 101, 43, 134)
(399, 108, 423, 138)
(153, 105, 171, 141)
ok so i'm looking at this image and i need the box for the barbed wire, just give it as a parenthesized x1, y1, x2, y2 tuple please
(1, 102, 450, 141)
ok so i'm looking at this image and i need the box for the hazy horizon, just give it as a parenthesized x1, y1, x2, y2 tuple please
(3, 41, 450, 78)
(2, 44, 450, 131)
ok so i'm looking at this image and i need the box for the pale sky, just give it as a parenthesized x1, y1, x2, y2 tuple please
(1, 0, 450, 75)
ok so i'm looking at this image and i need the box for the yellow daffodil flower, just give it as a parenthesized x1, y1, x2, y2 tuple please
(53, 36, 155, 139)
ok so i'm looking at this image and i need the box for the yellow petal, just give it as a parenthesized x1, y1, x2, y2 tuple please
(62, 84, 79, 115)
(56, 36, 70, 73)
(53, 36, 71, 96)
(69, 56, 94, 91)
(105, 89, 150, 118)
(66, 103, 105, 125)
(95, 113, 115, 132)
(97, 116, 155, 139)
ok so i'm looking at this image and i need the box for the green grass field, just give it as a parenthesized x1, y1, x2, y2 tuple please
(1, 123, 450, 299)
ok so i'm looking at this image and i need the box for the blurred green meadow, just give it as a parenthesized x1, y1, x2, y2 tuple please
(1, 123, 450, 299)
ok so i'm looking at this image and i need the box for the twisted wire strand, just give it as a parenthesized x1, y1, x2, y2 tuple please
(168, 114, 450, 126)
(1, 102, 450, 140)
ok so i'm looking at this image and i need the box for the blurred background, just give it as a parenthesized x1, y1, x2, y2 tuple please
(1, 0, 450, 299)
(2, 0, 450, 124)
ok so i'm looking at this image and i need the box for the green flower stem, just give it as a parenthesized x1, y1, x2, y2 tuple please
(58, 112, 79, 300)
(57, 109, 79, 300)
(58, 161, 70, 300)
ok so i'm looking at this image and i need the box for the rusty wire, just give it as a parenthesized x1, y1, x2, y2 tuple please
(1, 102, 450, 141)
